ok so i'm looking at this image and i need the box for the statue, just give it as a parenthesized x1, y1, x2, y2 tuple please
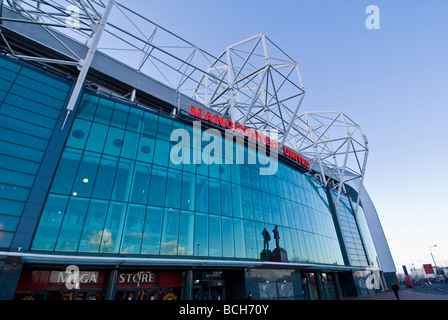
(272, 225, 280, 249)
(262, 228, 271, 250)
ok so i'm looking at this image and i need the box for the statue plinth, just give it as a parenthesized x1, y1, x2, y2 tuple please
(260, 249, 274, 261)
(273, 247, 288, 262)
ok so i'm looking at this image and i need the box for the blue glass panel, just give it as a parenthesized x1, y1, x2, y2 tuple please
(141, 205, 163, 254)
(244, 220, 257, 259)
(110, 102, 129, 129)
(233, 219, 246, 258)
(165, 169, 182, 209)
(103, 127, 125, 156)
(0, 231, 14, 247)
(252, 189, 263, 222)
(240, 165, 251, 187)
(91, 155, 118, 199)
(77, 199, 109, 253)
(0, 115, 52, 140)
(181, 172, 195, 211)
(55, 196, 89, 252)
(130, 164, 152, 204)
(50, 148, 82, 195)
(0, 127, 48, 151)
(194, 212, 208, 256)
(0, 168, 35, 188)
(137, 135, 156, 164)
(0, 140, 44, 163)
(208, 178, 220, 215)
(121, 130, 140, 159)
(222, 216, 234, 257)
(195, 175, 208, 213)
(76, 94, 99, 121)
(231, 184, 243, 218)
(160, 208, 179, 255)
(0, 198, 25, 216)
(85, 122, 108, 153)
(142, 112, 158, 137)
(156, 116, 172, 141)
(147, 165, 167, 207)
(0, 154, 40, 175)
(126, 108, 143, 132)
(111, 158, 134, 202)
(31, 194, 68, 251)
(0, 183, 30, 202)
(209, 214, 222, 257)
(72, 152, 100, 198)
(178, 210, 194, 256)
(120, 204, 145, 254)
(261, 192, 273, 224)
(153, 139, 170, 167)
(100, 202, 126, 253)
(220, 181, 232, 217)
(66, 118, 92, 149)
(241, 186, 253, 220)
(4, 94, 61, 119)
(94, 98, 114, 125)
(0, 214, 20, 231)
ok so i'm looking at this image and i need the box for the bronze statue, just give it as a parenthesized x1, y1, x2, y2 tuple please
(262, 228, 271, 250)
(272, 225, 280, 249)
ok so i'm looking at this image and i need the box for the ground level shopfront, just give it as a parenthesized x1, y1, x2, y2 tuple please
(12, 260, 374, 300)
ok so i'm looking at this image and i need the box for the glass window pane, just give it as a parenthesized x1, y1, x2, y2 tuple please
(31, 194, 68, 251)
(142, 112, 158, 137)
(156, 116, 172, 141)
(222, 216, 234, 257)
(194, 212, 208, 256)
(103, 127, 125, 156)
(242, 187, 253, 220)
(130, 164, 152, 204)
(126, 108, 143, 132)
(195, 175, 208, 213)
(120, 204, 145, 254)
(181, 172, 195, 211)
(55, 196, 90, 252)
(94, 98, 114, 125)
(148, 166, 167, 207)
(137, 135, 155, 164)
(165, 170, 182, 209)
(209, 215, 222, 257)
(208, 178, 220, 215)
(252, 189, 263, 222)
(72, 152, 100, 198)
(66, 118, 91, 149)
(178, 210, 194, 256)
(92, 155, 118, 199)
(220, 181, 232, 217)
(160, 208, 179, 255)
(50, 149, 82, 195)
(141, 206, 163, 254)
(77, 199, 109, 253)
(85, 122, 108, 153)
(110, 103, 129, 129)
(233, 219, 246, 258)
(232, 184, 243, 218)
(121, 130, 140, 159)
(100, 202, 126, 253)
(111, 158, 134, 202)
(240, 165, 251, 187)
(153, 139, 170, 167)
(245, 220, 257, 259)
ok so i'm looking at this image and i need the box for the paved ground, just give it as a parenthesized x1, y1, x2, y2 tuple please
(345, 284, 448, 300)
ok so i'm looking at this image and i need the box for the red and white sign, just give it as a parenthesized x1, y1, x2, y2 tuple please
(423, 264, 434, 274)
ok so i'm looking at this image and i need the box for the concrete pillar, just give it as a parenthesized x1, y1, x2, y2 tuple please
(184, 269, 193, 300)
(315, 272, 325, 300)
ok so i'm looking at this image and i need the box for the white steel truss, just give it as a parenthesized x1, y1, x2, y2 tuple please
(192, 33, 306, 148)
(292, 111, 369, 213)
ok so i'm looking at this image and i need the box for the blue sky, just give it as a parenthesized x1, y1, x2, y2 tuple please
(123, 0, 448, 272)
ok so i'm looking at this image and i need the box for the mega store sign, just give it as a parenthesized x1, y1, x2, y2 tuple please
(189, 105, 310, 169)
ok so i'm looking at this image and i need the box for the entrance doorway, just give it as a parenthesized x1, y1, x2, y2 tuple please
(115, 289, 158, 300)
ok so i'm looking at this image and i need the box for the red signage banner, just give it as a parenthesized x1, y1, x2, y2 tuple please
(423, 264, 434, 274)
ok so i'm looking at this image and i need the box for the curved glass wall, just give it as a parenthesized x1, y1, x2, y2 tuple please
(31, 93, 344, 266)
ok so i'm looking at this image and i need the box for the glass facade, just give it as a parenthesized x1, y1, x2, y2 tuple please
(30, 92, 345, 265)
(0, 56, 71, 248)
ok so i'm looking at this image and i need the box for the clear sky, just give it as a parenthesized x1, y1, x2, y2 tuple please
(122, 0, 448, 273)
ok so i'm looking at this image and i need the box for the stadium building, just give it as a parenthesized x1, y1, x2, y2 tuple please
(0, 0, 396, 300)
